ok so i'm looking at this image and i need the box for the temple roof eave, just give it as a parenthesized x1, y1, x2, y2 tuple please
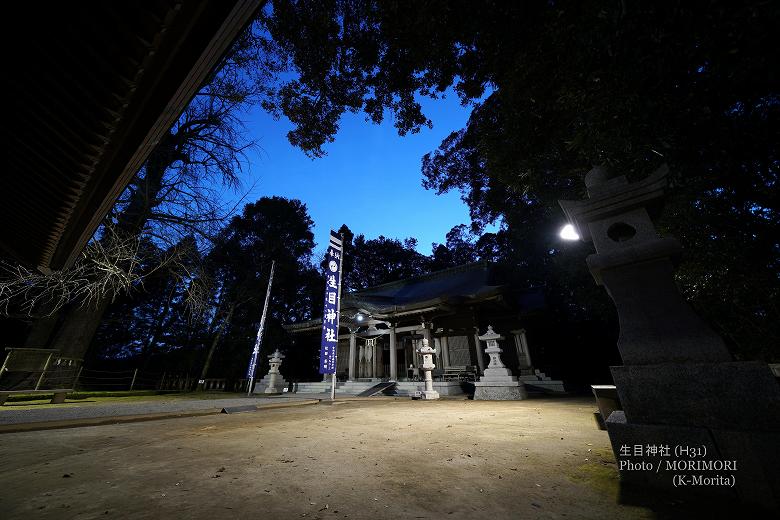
(283, 286, 507, 334)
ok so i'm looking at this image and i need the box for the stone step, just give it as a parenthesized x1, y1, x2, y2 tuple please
(524, 381, 566, 393)
(292, 381, 382, 395)
(293, 382, 332, 393)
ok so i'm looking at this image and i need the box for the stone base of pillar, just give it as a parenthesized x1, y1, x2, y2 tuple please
(473, 338, 529, 400)
(420, 389, 440, 400)
(253, 375, 287, 394)
(473, 380, 527, 400)
(605, 360, 780, 511)
(610, 361, 780, 430)
(606, 411, 780, 511)
(483, 366, 512, 378)
(263, 384, 286, 395)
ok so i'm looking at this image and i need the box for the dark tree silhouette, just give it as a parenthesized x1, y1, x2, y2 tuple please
(196, 197, 321, 381)
(9, 23, 284, 361)
(326, 226, 432, 292)
(262, 0, 780, 359)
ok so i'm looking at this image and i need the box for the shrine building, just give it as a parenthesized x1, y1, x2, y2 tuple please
(280, 262, 565, 396)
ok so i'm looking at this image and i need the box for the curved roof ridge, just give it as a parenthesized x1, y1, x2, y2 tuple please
(351, 260, 491, 295)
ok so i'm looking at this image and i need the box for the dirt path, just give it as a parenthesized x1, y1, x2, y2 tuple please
(0, 397, 656, 519)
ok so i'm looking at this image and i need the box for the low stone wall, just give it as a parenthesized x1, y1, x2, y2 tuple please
(291, 380, 469, 397)
(394, 381, 467, 396)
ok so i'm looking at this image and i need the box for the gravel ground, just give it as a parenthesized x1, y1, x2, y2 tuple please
(0, 397, 673, 520)
(0, 394, 320, 425)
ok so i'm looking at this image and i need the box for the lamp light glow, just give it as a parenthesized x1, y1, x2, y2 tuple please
(559, 224, 580, 241)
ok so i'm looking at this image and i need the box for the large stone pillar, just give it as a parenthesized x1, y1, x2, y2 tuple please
(389, 326, 398, 380)
(348, 331, 357, 381)
(560, 165, 780, 509)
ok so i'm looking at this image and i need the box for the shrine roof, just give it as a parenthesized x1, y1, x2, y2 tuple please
(343, 261, 503, 313)
(285, 262, 545, 332)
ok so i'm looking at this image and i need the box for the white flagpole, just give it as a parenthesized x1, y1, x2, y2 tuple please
(331, 234, 344, 401)
(247, 260, 275, 396)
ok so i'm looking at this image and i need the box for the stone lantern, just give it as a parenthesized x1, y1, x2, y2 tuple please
(417, 338, 440, 400)
(253, 349, 287, 395)
(264, 349, 285, 394)
(473, 326, 527, 400)
(559, 165, 780, 509)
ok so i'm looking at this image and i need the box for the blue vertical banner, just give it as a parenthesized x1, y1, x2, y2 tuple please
(319, 231, 343, 374)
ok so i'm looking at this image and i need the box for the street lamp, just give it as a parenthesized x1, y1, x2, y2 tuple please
(347, 311, 371, 323)
(558, 223, 580, 241)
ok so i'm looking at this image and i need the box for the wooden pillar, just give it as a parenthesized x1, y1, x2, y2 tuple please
(519, 329, 533, 368)
(473, 327, 486, 374)
(512, 328, 533, 372)
(371, 341, 378, 378)
(380, 340, 386, 378)
(348, 331, 357, 381)
(389, 326, 397, 380)
(403, 341, 409, 377)
(129, 368, 138, 390)
(441, 335, 451, 368)
(470, 308, 485, 375)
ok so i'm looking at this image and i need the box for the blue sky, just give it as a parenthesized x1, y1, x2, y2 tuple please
(221, 90, 495, 257)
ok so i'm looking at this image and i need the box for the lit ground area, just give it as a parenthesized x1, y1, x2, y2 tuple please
(1, 398, 661, 519)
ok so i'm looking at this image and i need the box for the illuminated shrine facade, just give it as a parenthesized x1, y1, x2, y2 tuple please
(283, 262, 565, 394)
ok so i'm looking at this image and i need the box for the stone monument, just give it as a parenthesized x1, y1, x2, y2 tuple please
(473, 326, 528, 400)
(559, 165, 780, 509)
(252, 349, 287, 395)
(417, 338, 440, 400)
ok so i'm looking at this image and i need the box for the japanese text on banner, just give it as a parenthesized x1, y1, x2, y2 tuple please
(319, 231, 342, 374)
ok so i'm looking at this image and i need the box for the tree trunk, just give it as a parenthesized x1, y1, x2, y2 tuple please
(23, 132, 180, 361)
(48, 297, 112, 360)
(23, 300, 64, 348)
(25, 315, 60, 348)
(196, 302, 235, 391)
(139, 286, 177, 369)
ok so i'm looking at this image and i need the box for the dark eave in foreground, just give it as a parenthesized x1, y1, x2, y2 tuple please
(4, 0, 260, 271)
